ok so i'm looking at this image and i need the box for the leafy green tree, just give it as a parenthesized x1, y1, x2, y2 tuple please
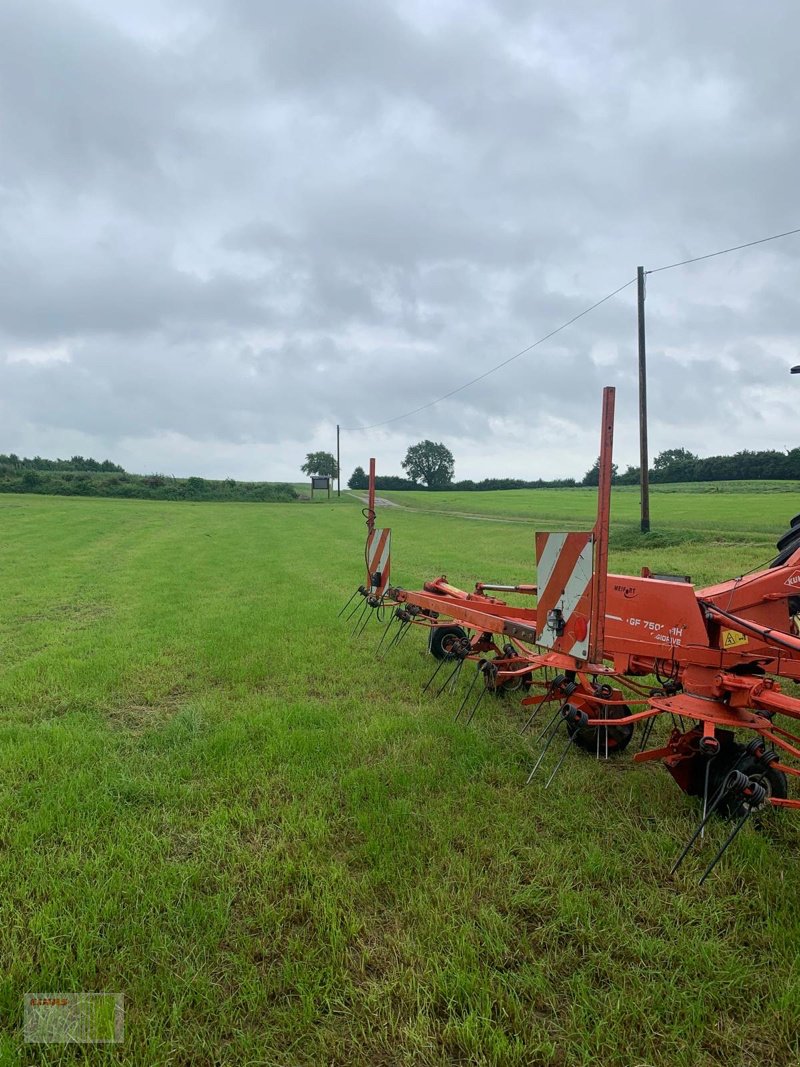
(582, 457, 619, 486)
(301, 451, 338, 478)
(616, 464, 641, 486)
(348, 466, 368, 489)
(401, 440, 454, 488)
(654, 447, 698, 470)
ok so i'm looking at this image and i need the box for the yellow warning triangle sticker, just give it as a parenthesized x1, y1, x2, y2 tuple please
(722, 628, 748, 649)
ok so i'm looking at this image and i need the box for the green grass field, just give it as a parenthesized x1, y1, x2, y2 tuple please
(378, 481, 800, 537)
(1, 489, 799, 1066)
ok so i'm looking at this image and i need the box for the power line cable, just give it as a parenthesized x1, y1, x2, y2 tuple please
(341, 222, 800, 432)
(647, 225, 800, 274)
(341, 276, 636, 432)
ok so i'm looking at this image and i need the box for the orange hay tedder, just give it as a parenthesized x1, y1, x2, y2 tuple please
(340, 388, 800, 879)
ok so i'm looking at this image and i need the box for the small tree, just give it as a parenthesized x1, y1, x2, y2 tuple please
(301, 451, 338, 479)
(401, 440, 454, 488)
(582, 457, 619, 486)
(348, 466, 368, 489)
(616, 464, 640, 486)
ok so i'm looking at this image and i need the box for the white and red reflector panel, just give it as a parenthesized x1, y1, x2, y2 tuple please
(535, 531, 594, 660)
(366, 528, 391, 596)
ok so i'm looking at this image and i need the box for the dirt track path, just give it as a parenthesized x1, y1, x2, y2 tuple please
(348, 492, 534, 525)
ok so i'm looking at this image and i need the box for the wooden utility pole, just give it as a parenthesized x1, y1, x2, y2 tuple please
(336, 424, 341, 498)
(589, 385, 615, 664)
(637, 266, 650, 533)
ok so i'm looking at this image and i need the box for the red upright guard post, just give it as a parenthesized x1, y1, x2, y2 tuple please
(588, 386, 615, 664)
(367, 457, 376, 534)
(363, 459, 392, 598)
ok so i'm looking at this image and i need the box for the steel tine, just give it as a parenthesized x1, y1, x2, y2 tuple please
(396, 619, 413, 646)
(447, 657, 467, 694)
(337, 588, 360, 618)
(670, 777, 735, 876)
(526, 718, 566, 784)
(535, 704, 564, 745)
(520, 686, 556, 735)
(463, 686, 487, 727)
(638, 714, 656, 752)
(520, 705, 541, 734)
(350, 599, 370, 636)
(377, 610, 398, 648)
(384, 621, 409, 656)
(448, 658, 465, 693)
(355, 605, 374, 638)
(455, 666, 481, 722)
(435, 658, 463, 698)
(700, 753, 719, 839)
(545, 733, 575, 789)
(520, 702, 543, 734)
(375, 614, 398, 658)
(345, 594, 366, 622)
(699, 810, 754, 885)
(422, 656, 448, 694)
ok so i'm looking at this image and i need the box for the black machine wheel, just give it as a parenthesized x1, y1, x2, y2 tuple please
(770, 516, 800, 567)
(770, 540, 800, 568)
(489, 669, 533, 696)
(429, 625, 467, 660)
(776, 526, 800, 552)
(567, 698, 635, 754)
(709, 744, 788, 818)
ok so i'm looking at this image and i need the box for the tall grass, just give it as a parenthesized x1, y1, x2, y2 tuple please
(0, 493, 797, 1065)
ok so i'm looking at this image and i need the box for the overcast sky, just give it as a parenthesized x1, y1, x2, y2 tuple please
(1, 0, 798, 483)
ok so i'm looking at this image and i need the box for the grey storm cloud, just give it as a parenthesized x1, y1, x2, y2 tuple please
(0, 0, 798, 481)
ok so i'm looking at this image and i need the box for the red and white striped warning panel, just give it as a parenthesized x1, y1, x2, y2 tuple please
(535, 531, 594, 659)
(366, 528, 391, 596)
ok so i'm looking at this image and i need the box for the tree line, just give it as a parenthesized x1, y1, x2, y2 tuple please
(0, 460, 297, 503)
(591, 447, 800, 486)
(0, 453, 124, 472)
(300, 441, 800, 492)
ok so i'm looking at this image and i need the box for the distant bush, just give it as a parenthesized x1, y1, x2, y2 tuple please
(373, 476, 421, 490)
(0, 469, 298, 504)
(449, 477, 579, 491)
(371, 475, 579, 491)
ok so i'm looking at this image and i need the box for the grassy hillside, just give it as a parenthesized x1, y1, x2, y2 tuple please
(0, 493, 797, 1065)
(377, 481, 800, 538)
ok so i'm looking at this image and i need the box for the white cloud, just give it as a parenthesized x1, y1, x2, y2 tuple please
(0, 0, 797, 482)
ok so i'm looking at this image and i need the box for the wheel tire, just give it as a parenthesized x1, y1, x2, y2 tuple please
(567, 699, 635, 754)
(710, 747, 788, 818)
(776, 526, 800, 552)
(791, 513, 800, 529)
(489, 670, 533, 696)
(770, 540, 800, 568)
(429, 625, 467, 660)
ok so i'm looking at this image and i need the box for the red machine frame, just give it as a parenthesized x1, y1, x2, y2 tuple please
(343, 389, 800, 875)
